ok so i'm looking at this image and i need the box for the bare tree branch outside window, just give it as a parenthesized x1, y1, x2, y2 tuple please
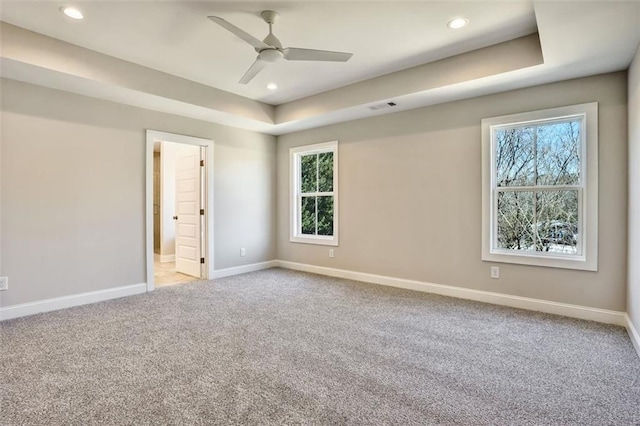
(494, 119, 581, 254)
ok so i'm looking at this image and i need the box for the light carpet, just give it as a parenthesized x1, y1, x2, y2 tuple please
(1, 268, 639, 425)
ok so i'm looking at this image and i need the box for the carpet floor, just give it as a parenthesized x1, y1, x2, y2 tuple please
(1, 268, 639, 425)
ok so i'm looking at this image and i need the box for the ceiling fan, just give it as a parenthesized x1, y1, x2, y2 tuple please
(208, 10, 353, 85)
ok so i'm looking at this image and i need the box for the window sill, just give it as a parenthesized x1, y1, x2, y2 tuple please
(482, 250, 597, 271)
(290, 236, 339, 246)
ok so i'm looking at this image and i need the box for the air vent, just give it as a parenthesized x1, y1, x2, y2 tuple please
(368, 102, 397, 111)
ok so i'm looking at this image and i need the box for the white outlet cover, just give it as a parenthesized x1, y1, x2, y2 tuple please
(490, 267, 500, 279)
(0, 276, 8, 290)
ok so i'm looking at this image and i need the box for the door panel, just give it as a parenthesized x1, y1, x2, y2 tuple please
(153, 153, 161, 253)
(175, 147, 201, 277)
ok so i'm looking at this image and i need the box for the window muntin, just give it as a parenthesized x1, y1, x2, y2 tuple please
(481, 103, 598, 271)
(290, 141, 338, 245)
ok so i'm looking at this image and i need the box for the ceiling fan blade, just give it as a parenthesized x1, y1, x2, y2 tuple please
(283, 48, 353, 62)
(239, 58, 268, 84)
(208, 16, 269, 50)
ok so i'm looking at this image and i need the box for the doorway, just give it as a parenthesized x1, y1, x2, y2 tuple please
(145, 130, 214, 292)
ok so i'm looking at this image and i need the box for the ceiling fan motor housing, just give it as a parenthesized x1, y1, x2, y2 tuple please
(262, 33, 283, 49)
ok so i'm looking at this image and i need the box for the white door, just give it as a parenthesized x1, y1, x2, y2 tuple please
(153, 152, 161, 253)
(174, 146, 202, 277)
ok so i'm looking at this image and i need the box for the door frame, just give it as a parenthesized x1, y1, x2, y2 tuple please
(145, 130, 214, 292)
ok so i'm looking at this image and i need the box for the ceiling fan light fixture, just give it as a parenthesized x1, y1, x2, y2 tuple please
(447, 17, 469, 29)
(267, 83, 278, 90)
(260, 49, 283, 63)
(60, 6, 84, 20)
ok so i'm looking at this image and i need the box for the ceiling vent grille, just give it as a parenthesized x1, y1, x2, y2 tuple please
(369, 102, 397, 111)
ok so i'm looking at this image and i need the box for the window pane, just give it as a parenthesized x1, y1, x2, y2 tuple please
(495, 127, 535, 187)
(536, 120, 581, 186)
(318, 152, 333, 192)
(496, 191, 535, 251)
(317, 196, 334, 236)
(535, 190, 579, 254)
(301, 154, 317, 193)
(301, 196, 316, 235)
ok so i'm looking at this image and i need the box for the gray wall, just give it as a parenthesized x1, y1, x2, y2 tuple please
(277, 72, 628, 312)
(0, 71, 632, 314)
(0, 78, 277, 307)
(629, 44, 640, 331)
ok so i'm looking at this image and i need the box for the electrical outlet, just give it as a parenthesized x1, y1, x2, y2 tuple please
(0, 276, 8, 291)
(240, 248, 246, 257)
(490, 267, 500, 279)
(329, 249, 334, 258)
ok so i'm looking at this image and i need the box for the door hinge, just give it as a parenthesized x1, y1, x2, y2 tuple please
(200, 160, 204, 167)
(200, 209, 205, 215)
(200, 258, 205, 264)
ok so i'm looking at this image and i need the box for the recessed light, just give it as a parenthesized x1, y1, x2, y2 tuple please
(267, 83, 278, 90)
(447, 17, 469, 29)
(60, 6, 84, 20)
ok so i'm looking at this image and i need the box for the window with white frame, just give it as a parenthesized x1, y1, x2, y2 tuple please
(481, 103, 598, 271)
(290, 141, 338, 245)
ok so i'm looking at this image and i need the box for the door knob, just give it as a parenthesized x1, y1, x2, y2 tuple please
(173, 215, 178, 220)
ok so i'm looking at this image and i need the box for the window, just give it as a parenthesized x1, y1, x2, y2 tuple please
(290, 141, 338, 245)
(481, 103, 598, 270)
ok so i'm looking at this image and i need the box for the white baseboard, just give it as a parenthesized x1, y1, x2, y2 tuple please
(160, 254, 175, 263)
(0, 283, 147, 321)
(626, 315, 640, 359)
(2, 260, 631, 335)
(212, 260, 279, 279)
(276, 261, 627, 326)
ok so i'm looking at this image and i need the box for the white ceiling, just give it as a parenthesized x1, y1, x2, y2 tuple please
(0, 1, 639, 135)
(0, 1, 538, 104)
